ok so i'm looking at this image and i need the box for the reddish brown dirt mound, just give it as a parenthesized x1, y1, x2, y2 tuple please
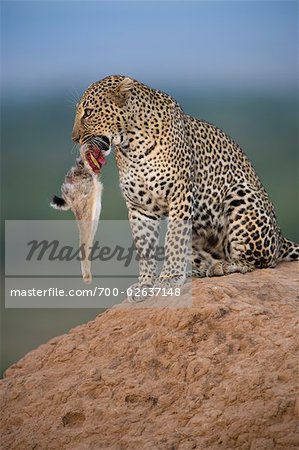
(1, 262, 299, 450)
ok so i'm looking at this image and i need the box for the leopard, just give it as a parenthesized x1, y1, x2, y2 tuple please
(71, 75, 299, 301)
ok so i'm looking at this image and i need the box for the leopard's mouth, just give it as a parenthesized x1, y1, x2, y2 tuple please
(81, 136, 110, 174)
(85, 147, 107, 174)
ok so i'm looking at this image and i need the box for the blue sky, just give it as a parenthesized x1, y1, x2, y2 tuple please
(1, 1, 298, 96)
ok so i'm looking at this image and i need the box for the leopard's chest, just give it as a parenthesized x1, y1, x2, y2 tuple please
(115, 148, 168, 213)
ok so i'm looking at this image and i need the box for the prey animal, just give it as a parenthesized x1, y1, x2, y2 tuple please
(50, 145, 103, 283)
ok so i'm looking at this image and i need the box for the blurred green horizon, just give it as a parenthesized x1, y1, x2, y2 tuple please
(2, 88, 298, 239)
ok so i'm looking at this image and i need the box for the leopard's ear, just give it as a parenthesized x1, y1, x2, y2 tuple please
(112, 77, 134, 106)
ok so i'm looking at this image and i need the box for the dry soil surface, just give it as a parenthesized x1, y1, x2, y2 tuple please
(1, 262, 299, 450)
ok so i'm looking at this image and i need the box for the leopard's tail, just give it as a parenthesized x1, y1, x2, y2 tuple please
(278, 237, 299, 262)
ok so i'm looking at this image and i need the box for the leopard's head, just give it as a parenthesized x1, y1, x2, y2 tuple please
(72, 75, 135, 173)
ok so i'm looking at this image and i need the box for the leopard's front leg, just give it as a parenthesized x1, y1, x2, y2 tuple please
(127, 207, 161, 302)
(158, 190, 192, 288)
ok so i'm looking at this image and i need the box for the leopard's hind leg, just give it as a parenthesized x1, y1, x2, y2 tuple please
(192, 183, 280, 277)
(190, 223, 227, 277)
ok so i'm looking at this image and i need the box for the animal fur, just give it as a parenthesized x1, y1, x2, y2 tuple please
(50, 147, 103, 283)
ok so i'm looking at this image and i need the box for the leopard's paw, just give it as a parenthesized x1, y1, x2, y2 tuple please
(186, 269, 206, 278)
(155, 275, 186, 289)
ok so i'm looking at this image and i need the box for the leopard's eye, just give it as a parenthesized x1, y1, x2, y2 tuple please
(83, 108, 93, 119)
